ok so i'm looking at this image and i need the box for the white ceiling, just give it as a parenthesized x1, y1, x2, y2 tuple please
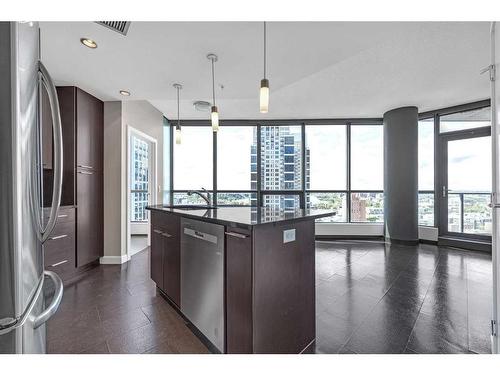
(39, 21, 491, 119)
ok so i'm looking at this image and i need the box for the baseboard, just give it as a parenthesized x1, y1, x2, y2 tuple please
(315, 235, 384, 241)
(99, 254, 130, 264)
(438, 236, 492, 253)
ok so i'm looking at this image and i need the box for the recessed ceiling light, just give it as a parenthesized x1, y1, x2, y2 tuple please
(80, 38, 97, 49)
(119, 90, 130, 96)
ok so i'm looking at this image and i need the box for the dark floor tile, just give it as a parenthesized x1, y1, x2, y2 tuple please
(315, 313, 356, 354)
(100, 306, 151, 339)
(323, 288, 380, 327)
(406, 312, 469, 354)
(79, 341, 110, 354)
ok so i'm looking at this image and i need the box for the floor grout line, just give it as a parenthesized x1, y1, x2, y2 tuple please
(401, 251, 442, 353)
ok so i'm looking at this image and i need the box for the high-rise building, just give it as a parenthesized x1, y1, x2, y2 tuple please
(251, 126, 309, 210)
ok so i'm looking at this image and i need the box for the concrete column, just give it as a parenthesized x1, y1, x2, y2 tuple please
(383, 106, 419, 244)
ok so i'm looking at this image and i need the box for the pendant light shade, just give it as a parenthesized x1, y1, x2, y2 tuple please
(173, 83, 182, 144)
(207, 53, 219, 132)
(259, 22, 269, 113)
(211, 105, 219, 131)
(260, 79, 269, 113)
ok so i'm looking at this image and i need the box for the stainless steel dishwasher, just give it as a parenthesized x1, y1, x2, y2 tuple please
(180, 217, 225, 352)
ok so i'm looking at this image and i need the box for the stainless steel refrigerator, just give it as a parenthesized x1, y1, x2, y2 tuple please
(0, 21, 64, 354)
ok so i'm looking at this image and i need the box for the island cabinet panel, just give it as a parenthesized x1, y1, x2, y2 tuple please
(150, 226, 165, 290)
(225, 227, 253, 354)
(150, 211, 181, 306)
(252, 220, 316, 354)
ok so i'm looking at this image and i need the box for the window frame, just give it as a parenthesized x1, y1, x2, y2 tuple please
(170, 119, 385, 223)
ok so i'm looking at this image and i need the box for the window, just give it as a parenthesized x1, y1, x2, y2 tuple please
(305, 125, 346, 190)
(260, 125, 302, 190)
(418, 193, 434, 227)
(262, 194, 300, 211)
(307, 193, 347, 222)
(217, 192, 256, 206)
(350, 125, 384, 190)
(173, 126, 213, 190)
(130, 135, 150, 222)
(350, 192, 384, 222)
(217, 126, 256, 190)
(418, 118, 435, 226)
(171, 122, 383, 222)
(440, 107, 491, 133)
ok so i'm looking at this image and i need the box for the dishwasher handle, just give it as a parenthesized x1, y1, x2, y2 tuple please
(183, 227, 218, 244)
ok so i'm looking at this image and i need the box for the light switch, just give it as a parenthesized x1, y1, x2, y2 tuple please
(283, 229, 296, 243)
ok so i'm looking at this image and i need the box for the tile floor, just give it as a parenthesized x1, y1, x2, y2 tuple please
(46, 240, 492, 354)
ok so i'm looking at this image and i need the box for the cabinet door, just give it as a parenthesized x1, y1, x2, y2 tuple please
(225, 228, 253, 353)
(76, 170, 101, 266)
(163, 234, 180, 306)
(76, 89, 103, 171)
(150, 228, 164, 290)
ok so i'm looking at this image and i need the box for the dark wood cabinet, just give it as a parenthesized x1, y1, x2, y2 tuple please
(43, 206, 76, 279)
(150, 211, 181, 306)
(76, 89, 103, 172)
(41, 86, 103, 278)
(150, 227, 164, 290)
(76, 169, 102, 266)
(225, 228, 253, 354)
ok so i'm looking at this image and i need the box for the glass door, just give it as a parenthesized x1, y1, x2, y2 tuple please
(439, 129, 492, 240)
(130, 134, 151, 223)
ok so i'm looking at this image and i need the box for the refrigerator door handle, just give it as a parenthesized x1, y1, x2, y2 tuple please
(38, 61, 63, 243)
(33, 271, 63, 329)
(0, 275, 44, 335)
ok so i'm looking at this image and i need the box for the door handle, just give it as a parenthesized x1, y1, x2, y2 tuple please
(39, 61, 63, 243)
(33, 271, 64, 329)
(225, 231, 249, 239)
(48, 234, 68, 241)
(51, 260, 68, 267)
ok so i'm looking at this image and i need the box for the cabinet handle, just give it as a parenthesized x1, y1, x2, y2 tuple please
(78, 164, 94, 169)
(225, 231, 249, 239)
(57, 214, 68, 218)
(77, 170, 93, 175)
(153, 229, 163, 234)
(48, 234, 68, 241)
(161, 232, 172, 238)
(51, 260, 68, 267)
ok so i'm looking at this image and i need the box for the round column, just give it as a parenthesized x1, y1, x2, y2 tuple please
(383, 106, 419, 244)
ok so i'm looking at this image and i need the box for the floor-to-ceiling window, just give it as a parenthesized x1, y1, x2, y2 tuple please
(350, 125, 384, 222)
(438, 106, 492, 239)
(418, 117, 435, 226)
(173, 126, 213, 204)
(216, 126, 257, 205)
(305, 124, 347, 222)
(170, 121, 384, 223)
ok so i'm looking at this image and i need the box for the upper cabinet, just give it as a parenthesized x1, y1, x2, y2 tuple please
(76, 88, 103, 172)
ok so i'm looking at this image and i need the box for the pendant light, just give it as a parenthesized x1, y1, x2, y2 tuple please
(173, 83, 182, 144)
(207, 53, 219, 132)
(260, 21, 269, 113)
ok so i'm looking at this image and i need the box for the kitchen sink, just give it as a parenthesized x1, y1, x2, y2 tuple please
(164, 205, 217, 210)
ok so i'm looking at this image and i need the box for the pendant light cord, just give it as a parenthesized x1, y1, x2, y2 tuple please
(211, 58, 216, 106)
(176, 86, 180, 128)
(263, 21, 267, 79)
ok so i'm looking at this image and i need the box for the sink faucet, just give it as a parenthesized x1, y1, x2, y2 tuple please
(187, 188, 211, 206)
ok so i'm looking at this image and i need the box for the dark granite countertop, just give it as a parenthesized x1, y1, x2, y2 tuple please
(146, 205, 335, 228)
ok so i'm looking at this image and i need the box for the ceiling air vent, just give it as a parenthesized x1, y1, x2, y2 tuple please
(96, 21, 131, 36)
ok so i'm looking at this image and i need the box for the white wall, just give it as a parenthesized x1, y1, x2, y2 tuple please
(315, 222, 439, 242)
(102, 100, 164, 263)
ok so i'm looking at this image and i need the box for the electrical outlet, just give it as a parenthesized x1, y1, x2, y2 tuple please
(283, 229, 296, 243)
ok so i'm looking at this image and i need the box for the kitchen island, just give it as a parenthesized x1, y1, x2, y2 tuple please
(146, 205, 335, 354)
